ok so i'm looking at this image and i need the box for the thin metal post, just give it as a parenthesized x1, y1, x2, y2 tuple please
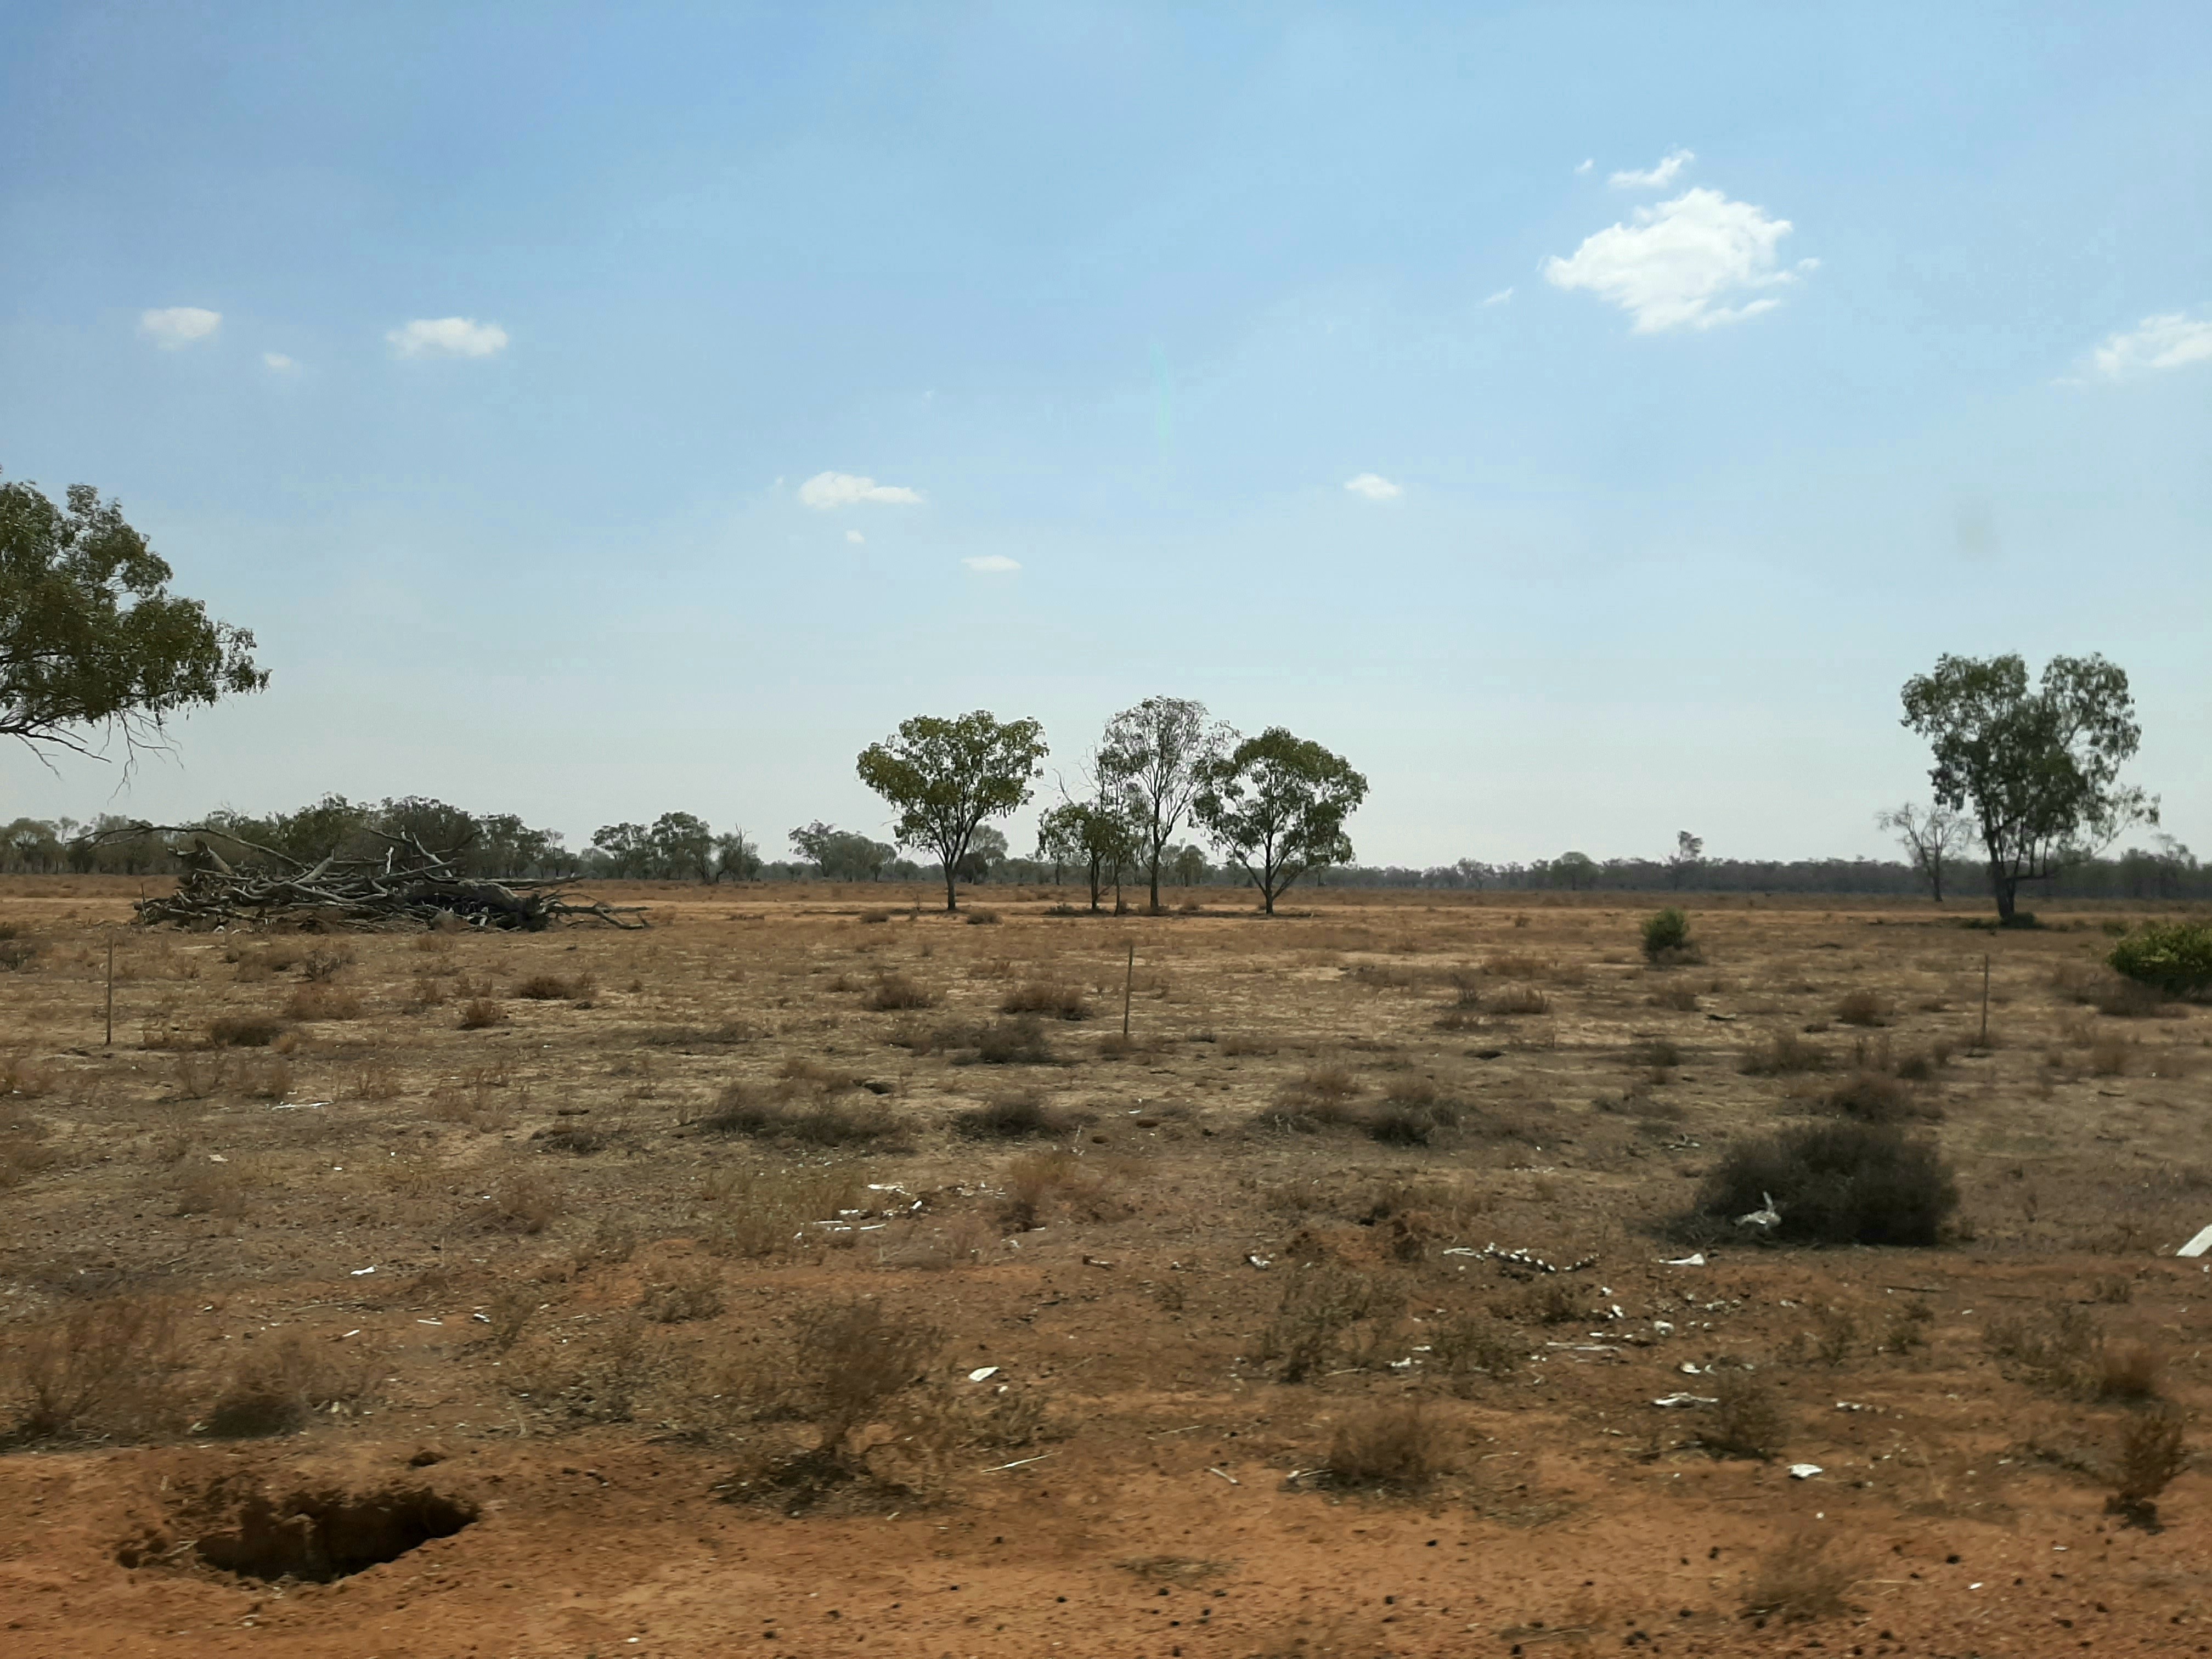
(1978, 953, 1990, 1049)
(1122, 943, 1135, 1038)
(105, 935, 115, 1048)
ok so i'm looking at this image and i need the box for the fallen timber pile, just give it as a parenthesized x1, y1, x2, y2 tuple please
(128, 831, 647, 932)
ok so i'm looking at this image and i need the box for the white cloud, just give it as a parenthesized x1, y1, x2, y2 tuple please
(387, 317, 509, 358)
(1609, 148, 1694, 189)
(845, 529, 865, 545)
(140, 307, 221, 348)
(798, 471, 925, 509)
(262, 352, 298, 373)
(1344, 472, 1402, 501)
(962, 555, 1021, 573)
(1543, 188, 1814, 333)
(2090, 311, 2212, 380)
(1482, 287, 1514, 307)
(1575, 159, 1594, 176)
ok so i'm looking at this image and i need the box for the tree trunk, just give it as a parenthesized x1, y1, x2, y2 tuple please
(1148, 853, 1161, 914)
(1991, 861, 2015, 924)
(944, 868, 959, 913)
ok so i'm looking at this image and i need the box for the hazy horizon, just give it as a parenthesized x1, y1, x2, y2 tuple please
(4, 4, 2206, 868)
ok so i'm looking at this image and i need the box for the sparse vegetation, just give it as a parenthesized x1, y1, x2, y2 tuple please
(2109, 921, 2212, 997)
(1323, 1401, 1450, 1488)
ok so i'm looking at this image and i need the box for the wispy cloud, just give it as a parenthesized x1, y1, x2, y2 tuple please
(1609, 148, 1694, 189)
(799, 471, 925, 509)
(1482, 287, 1514, 307)
(262, 352, 298, 373)
(387, 317, 509, 358)
(140, 307, 221, 348)
(962, 554, 1020, 573)
(845, 529, 865, 545)
(1344, 472, 1402, 501)
(2089, 311, 2212, 380)
(1543, 188, 1814, 333)
(1575, 159, 1593, 176)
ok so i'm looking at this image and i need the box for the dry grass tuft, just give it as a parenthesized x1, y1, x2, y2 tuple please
(999, 980, 1091, 1020)
(206, 1331, 381, 1437)
(514, 971, 593, 1001)
(954, 1090, 1063, 1139)
(456, 997, 506, 1030)
(1701, 1369, 1786, 1460)
(698, 1080, 898, 1147)
(701, 1166, 866, 1259)
(483, 1169, 565, 1234)
(2107, 1407, 2190, 1530)
(1743, 1528, 1858, 1622)
(1834, 989, 1888, 1027)
(861, 972, 935, 1011)
(284, 983, 363, 1022)
(3, 1296, 185, 1444)
(208, 1013, 286, 1048)
(1740, 1029, 1831, 1075)
(1324, 1401, 1452, 1489)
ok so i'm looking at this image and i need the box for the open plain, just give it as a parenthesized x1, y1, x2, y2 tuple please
(2, 879, 2210, 1657)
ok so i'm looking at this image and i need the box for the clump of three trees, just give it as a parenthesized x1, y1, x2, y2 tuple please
(856, 696, 1367, 915)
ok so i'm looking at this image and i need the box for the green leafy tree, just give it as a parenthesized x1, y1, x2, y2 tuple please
(1192, 727, 1368, 916)
(1549, 850, 1598, 891)
(954, 823, 1008, 884)
(1168, 842, 1210, 888)
(650, 811, 717, 882)
(591, 821, 656, 878)
(1666, 830, 1705, 889)
(856, 710, 1048, 912)
(1035, 796, 1138, 913)
(1095, 695, 1232, 913)
(2, 472, 267, 757)
(788, 820, 894, 881)
(715, 829, 762, 883)
(1900, 652, 2158, 924)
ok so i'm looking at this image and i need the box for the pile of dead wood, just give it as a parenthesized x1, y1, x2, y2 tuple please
(129, 832, 647, 933)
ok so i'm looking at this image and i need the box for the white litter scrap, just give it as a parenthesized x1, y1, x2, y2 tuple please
(1664, 1252, 1706, 1267)
(2176, 1224, 2212, 1259)
(270, 1100, 331, 1111)
(1651, 1393, 1718, 1408)
(1735, 1193, 1781, 1232)
(1246, 1254, 1273, 1269)
(1475, 1244, 1598, 1274)
(1788, 1464, 1824, 1480)
(350, 1266, 376, 1277)
(968, 1367, 1000, 1383)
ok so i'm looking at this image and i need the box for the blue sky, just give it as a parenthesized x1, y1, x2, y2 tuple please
(3, 2, 2207, 867)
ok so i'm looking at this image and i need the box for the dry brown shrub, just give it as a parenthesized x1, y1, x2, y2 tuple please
(1740, 1030, 1830, 1075)
(514, 971, 593, 1001)
(699, 1080, 897, 1148)
(206, 1331, 381, 1438)
(701, 1166, 865, 1259)
(954, 1090, 1063, 1139)
(1702, 1369, 1786, 1459)
(1491, 985, 1551, 1017)
(2098, 1339, 2165, 1403)
(1260, 1265, 1389, 1383)
(3, 1296, 185, 1443)
(0, 1126, 57, 1188)
(1835, 989, 1888, 1026)
(484, 1169, 564, 1234)
(1, 1051, 58, 1099)
(456, 997, 505, 1030)
(1325, 1401, 1452, 1489)
(640, 1263, 725, 1324)
(284, 983, 363, 1021)
(240, 1057, 294, 1101)
(1000, 980, 1091, 1020)
(1427, 1312, 1520, 1391)
(1743, 1528, 1859, 1622)
(2089, 1035, 2130, 1076)
(348, 1062, 401, 1102)
(174, 1158, 249, 1218)
(861, 972, 935, 1011)
(784, 1299, 943, 1458)
(209, 1013, 286, 1048)
(2107, 1407, 2189, 1529)
(999, 1148, 1105, 1231)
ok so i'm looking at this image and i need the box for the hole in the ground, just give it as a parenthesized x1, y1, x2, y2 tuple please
(119, 1483, 477, 1582)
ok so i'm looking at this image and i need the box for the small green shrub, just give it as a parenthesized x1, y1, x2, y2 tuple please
(1641, 907, 1693, 962)
(2109, 922, 2212, 997)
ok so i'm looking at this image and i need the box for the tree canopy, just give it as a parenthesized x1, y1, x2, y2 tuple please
(856, 710, 1047, 911)
(2, 473, 267, 757)
(1900, 651, 2157, 923)
(1035, 796, 1139, 912)
(1193, 727, 1367, 915)
(1095, 695, 1231, 913)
